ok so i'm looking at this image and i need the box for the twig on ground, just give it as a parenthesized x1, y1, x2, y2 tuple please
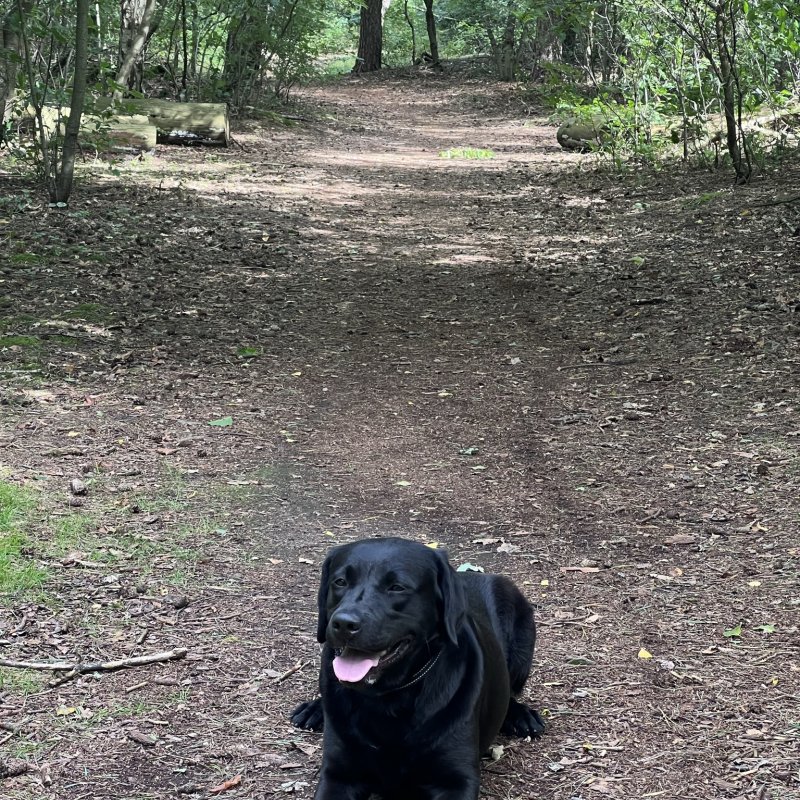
(0, 647, 188, 687)
(273, 661, 308, 684)
(557, 359, 638, 370)
(752, 194, 800, 207)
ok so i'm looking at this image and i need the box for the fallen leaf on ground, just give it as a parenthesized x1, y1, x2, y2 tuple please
(755, 623, 776, 633)
(209, 775, 242, 794)
(561, 566, 601, 573)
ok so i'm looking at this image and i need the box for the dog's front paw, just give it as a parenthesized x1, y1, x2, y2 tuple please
(290, 699, 324, 731)
(501, 699, 545, 738)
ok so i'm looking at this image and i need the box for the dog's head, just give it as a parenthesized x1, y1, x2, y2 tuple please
(315, 537, 465, 687)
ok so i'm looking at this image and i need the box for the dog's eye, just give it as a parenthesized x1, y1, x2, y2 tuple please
(332, 577, 347, 588)
(388, 584, 406, 593)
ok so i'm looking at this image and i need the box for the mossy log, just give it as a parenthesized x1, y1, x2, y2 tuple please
(556, 121, 605, 152)
(97, 99, 229, 146)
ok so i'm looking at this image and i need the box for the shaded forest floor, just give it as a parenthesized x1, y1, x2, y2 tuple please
(1, 64, 799, 800)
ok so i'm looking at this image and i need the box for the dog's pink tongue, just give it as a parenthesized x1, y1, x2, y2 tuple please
(333, 652, 380, 682)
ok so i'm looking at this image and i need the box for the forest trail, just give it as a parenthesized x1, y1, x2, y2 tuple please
(1, 69, 799, 800)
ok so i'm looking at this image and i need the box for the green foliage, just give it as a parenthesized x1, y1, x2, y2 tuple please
(526, 0, 800, 173)
(3, 0, 799, 183)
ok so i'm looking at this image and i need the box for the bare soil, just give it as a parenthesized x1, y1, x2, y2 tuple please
(1, 64, 799, 800)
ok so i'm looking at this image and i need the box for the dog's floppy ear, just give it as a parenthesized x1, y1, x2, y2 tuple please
(316, 551, 334, 643)
(434, 547, 466, 645)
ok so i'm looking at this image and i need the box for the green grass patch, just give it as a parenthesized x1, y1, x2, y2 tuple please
(237, 345, 261, 359)
(0, 314, 36, 334)
(0, 335, 41, 349)
(439, 147, 495, 160)
(0, 667, 44, 696)
(62, 302, 114, 323)
(684, 191, 724, 208)
(12, 740, 45, 759)
(0, 482, 47, 596)
(10, 253, 41, 265)
(48, 512, 113, 562)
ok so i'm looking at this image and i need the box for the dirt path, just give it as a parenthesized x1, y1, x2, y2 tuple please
(1, 68, 799, 800)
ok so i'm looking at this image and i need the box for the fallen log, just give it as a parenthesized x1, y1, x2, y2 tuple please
(556, 120, 605, 151)
(22, 106, 157, 150)
(97, 98, 230, 146)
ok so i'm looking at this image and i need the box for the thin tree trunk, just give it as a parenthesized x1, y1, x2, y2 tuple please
(354, 0, 383, 72)
(180, 0, 188, 99)
(403, 0, 416, 63)
(53, 0, 89, 204)
(114, 0, 158, 97)
(714, 1, 749, 182)
(423, 0, 440, 68)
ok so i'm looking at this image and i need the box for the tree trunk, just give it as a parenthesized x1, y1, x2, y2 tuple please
(423, 0, 440, 68)
(115, 0, 159, 97)
(53, 0, 89, 204)
(0, 0, 34, 140)
(714, 2, 749, 183)
(354, 0, 383, 73)
(497, 10, 517, 81)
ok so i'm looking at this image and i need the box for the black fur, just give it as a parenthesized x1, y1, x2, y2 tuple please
(290, 537, 544, 800)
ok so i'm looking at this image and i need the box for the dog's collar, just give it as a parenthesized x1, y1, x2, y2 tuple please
(379, 647, 443, 694)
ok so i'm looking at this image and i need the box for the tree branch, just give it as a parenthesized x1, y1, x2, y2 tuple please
(0, 647, 188, 686)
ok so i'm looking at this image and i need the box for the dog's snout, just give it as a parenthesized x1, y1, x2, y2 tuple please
(330, 610, 362, 638)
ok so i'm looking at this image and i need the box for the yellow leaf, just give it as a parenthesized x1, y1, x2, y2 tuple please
(540, 579, 550, 587)
(425, 542, 439, 549)
(57, 706, 77, 716)
(67, 431, 79, 438)
(771, 677, 779, 686)
(747, 580, 761, 587)
(292, 371, 302, 377)
(638, 648, 653, 660)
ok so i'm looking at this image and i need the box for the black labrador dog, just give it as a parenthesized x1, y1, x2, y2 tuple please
(290, 537, 544, 800)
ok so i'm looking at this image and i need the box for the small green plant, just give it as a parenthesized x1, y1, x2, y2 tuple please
(237, 345, 261, 358)
(439, 147, 495, 160)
